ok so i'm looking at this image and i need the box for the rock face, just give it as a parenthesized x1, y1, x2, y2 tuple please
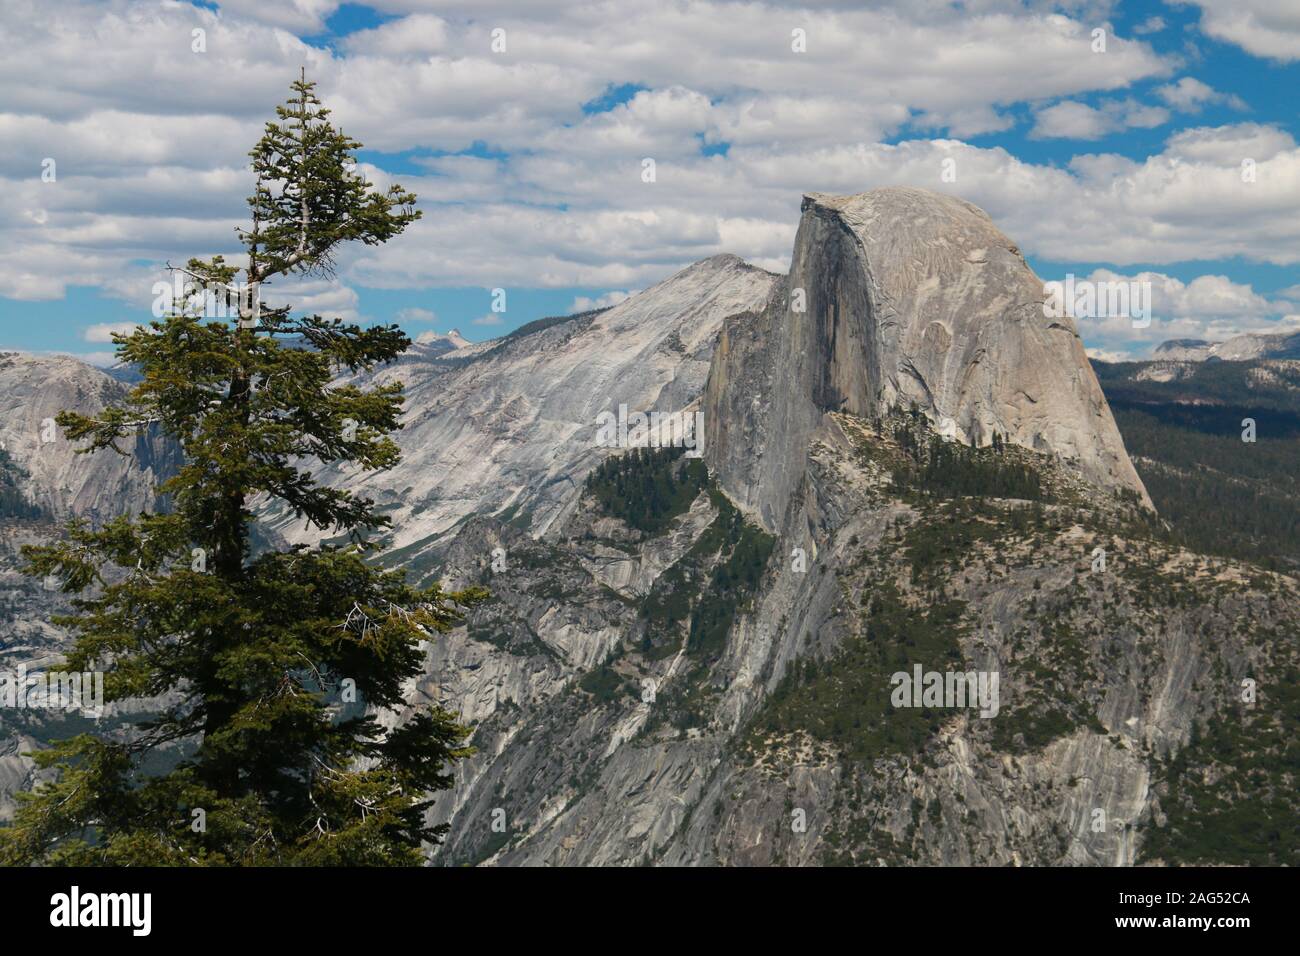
(706, 188, 1149, 529)
(1154, 330, 1300, 362)
(263, 254, 777, 558)
(0, 352, 179, 819)
(0, 353, 176, 521)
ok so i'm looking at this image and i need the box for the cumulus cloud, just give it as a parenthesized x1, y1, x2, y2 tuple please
(1084, 347, 1133, 363)
(1161, 121, 1293, 162)
(1051, 268, 1295, 356)
(1030, 98, 1169, 139)
(2, 0, 1297, 347)
(281, 279, 362, 320)
(203, 0, 341, 33)
(571, 291, 634, 312)
(83, 322, 142, 342)
(1155, 77, 1246, 111)
(77, 350, 121, 367)
(0, 1, 329, 122)
(1178, 0, 1300, 62)
(348, 122, 1300, 293)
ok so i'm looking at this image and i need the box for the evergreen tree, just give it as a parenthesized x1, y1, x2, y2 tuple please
(0, 73, 482, 866)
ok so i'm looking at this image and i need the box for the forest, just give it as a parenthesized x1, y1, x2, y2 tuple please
(1095, 359, 1300, 570)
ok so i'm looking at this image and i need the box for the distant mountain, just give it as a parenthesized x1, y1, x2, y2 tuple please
(0, 353, 176, 521)
(414, 328, 473, 353)
(1154, 330, 1300, 362)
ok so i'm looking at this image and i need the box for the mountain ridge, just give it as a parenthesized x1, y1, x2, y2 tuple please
(260, 252, 778, 558)
(1154, 329, 1300, 362)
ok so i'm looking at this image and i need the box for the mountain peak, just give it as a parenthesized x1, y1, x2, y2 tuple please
(414, 328, 473, 350)
(638, 253, 773, 295)
(705, 187, 1150, 528)
(802, 185, 989, 221)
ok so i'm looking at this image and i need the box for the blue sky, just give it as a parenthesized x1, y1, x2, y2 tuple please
(1, 0, 1298, 365)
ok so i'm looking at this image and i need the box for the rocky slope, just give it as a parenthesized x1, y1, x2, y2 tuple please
(0, 352, 179, 818)
(262, 254, 777, 560)
(0, 353, 176, 521)
(410, 415, 1296, 866)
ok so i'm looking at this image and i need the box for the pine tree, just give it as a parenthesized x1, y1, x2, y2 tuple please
(0, 73, 483, 866)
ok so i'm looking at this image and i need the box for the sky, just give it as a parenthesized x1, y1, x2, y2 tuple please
(0, 0, 1298, 365)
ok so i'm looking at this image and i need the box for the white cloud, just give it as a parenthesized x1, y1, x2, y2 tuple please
(0, 1, 330, 122)
(341, 13, 449, 57)
(279, 279, 361, 320)
(348, 122, 1300, 293)
(470, 313, 502, 326)
(77, 350, 120, 367)
(1161, 122, 1293, 162)
(1053, 268, 1295, 355)
(397, 307, 438, 323)
(204, 0, 340, 33)
(1030, 98, 1169, 140)
(1106, 270, 1280, 320)
(1085, 347, 1133, 363)
(83, 321, 142, 342)
(1155, 77, 1246, 111)
(571, 291, 633, 312)
(1, 0, 1295, 335)
(1133, 16, 1166, 35)
(1178, 0, 1300, 62)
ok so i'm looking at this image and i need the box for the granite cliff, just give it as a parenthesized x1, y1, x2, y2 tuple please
(705, 188, 1150, 531)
